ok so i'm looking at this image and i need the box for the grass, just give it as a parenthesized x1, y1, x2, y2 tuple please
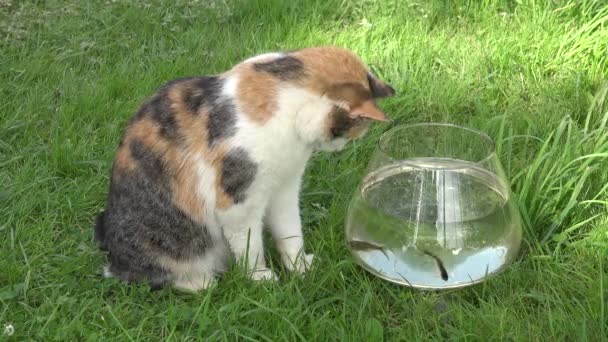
(1, 0, 607, 340)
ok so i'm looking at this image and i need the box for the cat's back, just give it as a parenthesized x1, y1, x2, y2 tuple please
(119, 75, 233, 152)
(107, 73, 240, 219)
(97, 75, 240, 283)
(106, 52, 315, 218)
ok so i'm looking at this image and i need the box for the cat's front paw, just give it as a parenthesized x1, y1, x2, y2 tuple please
(283, 253, 315, 274)
(250, 268, 278, 282)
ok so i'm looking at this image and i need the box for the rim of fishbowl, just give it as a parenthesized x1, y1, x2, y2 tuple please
(377, 122, 497, 169)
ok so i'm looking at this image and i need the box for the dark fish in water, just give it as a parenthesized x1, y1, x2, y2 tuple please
(348, 240, 389, 259)
(422, 249, 449, 281)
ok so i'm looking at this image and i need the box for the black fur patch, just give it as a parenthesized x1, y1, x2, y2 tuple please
(184, 77, 221, 115)
(149, 95, 181, 141)
(367, 73, 395, 99)
(329, 106, 359, 138)
(105, 168, 211, 260)
(98, 141, 214, 288)
(129, 139, 168, 186)
(221, 148, 257, 203)
(133, 76, 235, 147)
(207, 98, 237, 147)
(133, 91, 181, 142)
(171, 76, 238, 147)
(253, 55, 304, 81)
(133, 77, 213, 142)
(184, 89, 205, 114)
(97, 77, 229, 289)
(95, 211, 107, 251)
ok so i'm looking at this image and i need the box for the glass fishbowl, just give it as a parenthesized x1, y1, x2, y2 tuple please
(345, 123, 522, 289)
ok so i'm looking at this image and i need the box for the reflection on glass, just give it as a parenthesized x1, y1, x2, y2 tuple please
(345, 123, 522, 289)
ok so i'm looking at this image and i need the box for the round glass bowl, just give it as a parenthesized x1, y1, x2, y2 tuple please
(345, 123, 522, 289)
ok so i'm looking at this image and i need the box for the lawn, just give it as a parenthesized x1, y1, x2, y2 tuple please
(1, 0, 607, 340)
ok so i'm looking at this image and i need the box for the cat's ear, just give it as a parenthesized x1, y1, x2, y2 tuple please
(349, 100, 390, 122)
(367, 73, 395, 99)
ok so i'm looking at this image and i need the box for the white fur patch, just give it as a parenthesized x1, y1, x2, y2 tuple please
(274, 86, 334, 147)
(102, 265, 113, 278)
(194, 156, 223, 241)
(158, 243, 228, 291)
(242, 52, 284, 64)
(222, 74, 239, 98)
(197, 68, 352, 278)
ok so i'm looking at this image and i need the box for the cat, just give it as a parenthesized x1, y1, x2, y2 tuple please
(95, 46, 395, 291)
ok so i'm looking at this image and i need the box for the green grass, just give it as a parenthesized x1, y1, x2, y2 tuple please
(1, 0, 607, 340)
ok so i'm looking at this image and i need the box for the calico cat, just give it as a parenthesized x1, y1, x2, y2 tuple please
(95, 46, 395, 291)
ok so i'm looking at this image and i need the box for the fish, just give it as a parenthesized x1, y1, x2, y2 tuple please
(421, 249, 449, 281)
(348, 240, 389, 259)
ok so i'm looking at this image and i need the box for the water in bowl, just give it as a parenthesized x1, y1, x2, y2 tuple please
(345, 158, 522, 289)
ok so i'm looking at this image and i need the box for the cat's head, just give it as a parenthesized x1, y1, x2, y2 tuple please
(289, 47, 395, 151)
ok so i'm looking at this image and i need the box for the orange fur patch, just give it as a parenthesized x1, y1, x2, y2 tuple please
(166, 85, 212, 220)
(120, 108, 211, 221)
(166, 84, 235, 211)
(128, 118, 170, 154)
(172, 161, 207, 222)
(351, 100, 389, 122)
(292, 46, 369, 94)
(116, 74, 269, 216)
(234, 65, 279, 124)
(209, 143, 234, 210)
(167, 83, 208, 152)
(113, 145, 136, 173)
(325, 82, 370, 107)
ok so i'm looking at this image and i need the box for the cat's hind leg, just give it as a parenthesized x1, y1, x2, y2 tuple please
(104, 255, 172, 290)
(161, 244, 227, 292)
(173, 274, 216, 292)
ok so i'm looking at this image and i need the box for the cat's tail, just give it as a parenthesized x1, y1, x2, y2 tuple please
(95, 210, 108, 251)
